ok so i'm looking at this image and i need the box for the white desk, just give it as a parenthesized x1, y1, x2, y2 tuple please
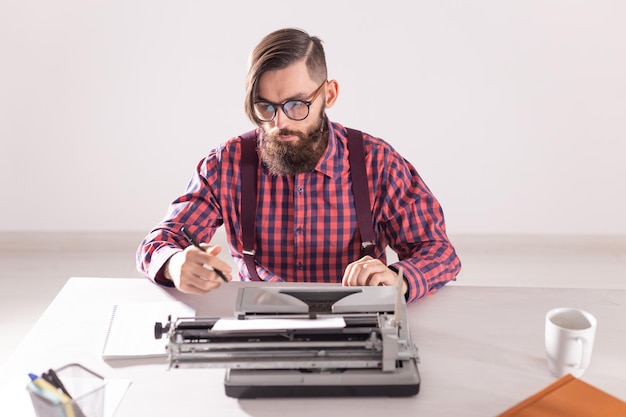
(1, 277, 625, 416)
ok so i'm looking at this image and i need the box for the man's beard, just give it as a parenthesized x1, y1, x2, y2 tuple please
(259, 112, 329, 176)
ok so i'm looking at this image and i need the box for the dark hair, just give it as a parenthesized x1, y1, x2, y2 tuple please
(244, 28, 327, 125)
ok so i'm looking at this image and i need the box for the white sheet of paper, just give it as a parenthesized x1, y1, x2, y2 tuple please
(211, 317, 346, 331)
(104, 378, 132, 417)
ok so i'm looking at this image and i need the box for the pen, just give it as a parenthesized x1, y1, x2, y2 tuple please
(27, 379, 62, 404)
(43, 368, 72, 399)
(28, 373, 76, 417)
(181, 226, 229, 283)
(42, 370, 89, 417)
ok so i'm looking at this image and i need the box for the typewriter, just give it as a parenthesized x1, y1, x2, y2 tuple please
(154, 283, 420, 398)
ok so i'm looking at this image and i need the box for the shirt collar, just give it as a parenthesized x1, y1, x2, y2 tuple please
(313, 118, 344, 179)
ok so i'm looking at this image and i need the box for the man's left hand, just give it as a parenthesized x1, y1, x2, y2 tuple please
(342, 256, 407, 294)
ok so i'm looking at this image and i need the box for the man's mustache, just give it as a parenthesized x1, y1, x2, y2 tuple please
(267, 128, 304, 139)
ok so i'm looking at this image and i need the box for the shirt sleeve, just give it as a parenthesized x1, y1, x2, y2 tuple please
(135, 153, 224, 286)
(375, 145, 461, 303)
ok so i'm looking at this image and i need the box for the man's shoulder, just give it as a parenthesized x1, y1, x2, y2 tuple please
(199, 130, 256, 167)
(212, 129, 259, 153)
(331, 121, 389, 146)
(236, 128, 259, 141)
(333, 124, 396, 158)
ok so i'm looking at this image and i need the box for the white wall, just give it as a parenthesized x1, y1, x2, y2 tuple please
(1, 1, 625, 234)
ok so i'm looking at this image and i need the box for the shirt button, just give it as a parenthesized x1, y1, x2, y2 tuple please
(297, 263, 303, 270)
(297, 186, 303, 193)
(296, 227, 302, 234)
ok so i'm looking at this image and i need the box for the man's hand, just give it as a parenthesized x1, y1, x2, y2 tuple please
(165, 245, 232, 294)
(342, 256, 408, 294)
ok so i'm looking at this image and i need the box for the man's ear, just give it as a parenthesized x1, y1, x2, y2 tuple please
(324, 79, 339, 109)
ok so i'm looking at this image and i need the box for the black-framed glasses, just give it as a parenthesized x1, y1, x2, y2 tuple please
(253, 81, 327, 122)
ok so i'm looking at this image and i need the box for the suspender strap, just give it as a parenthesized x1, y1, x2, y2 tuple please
(240, 129, 262, 281)
(238, 127, 377, 281)
(346, 128, 376, 258)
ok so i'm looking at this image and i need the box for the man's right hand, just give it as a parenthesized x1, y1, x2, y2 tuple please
(165, 244, 232, 294)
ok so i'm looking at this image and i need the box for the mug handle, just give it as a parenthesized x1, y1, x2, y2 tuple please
(574, 337, 587, 369)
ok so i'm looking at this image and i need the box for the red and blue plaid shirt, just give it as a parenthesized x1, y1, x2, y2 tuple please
(137, 121, 461, 303)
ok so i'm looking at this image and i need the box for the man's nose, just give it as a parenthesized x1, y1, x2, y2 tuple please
(274, 106, 290, 129)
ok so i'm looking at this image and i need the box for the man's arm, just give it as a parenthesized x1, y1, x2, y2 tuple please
(373, 144, 461, 303)
(136, 153, 226, 287)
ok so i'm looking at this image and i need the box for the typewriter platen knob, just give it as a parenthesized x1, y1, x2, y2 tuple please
(154, 315, 172, 340)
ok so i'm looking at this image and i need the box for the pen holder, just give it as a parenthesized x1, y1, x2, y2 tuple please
(27, 363, 106, 417)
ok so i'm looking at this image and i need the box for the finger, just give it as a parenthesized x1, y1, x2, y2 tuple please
(179, 267, 222, 294)
(199, 243, 221, 254)
(343, 257, 378, 286)
(179, 255, 223, 289)
(356, 263, 389, 286)
(192, 261, 233, 286)
(366, 272, 385, 287)
(342, 259, 365, 286)
(197, 245, 233, 277)
(201, 264, 232, 283)
(341, 263, 355, 286)
(341, 255, 374, 286)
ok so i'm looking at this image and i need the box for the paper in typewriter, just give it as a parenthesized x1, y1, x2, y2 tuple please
(212, 317, 346, 331)
(102, 301, 195, 359)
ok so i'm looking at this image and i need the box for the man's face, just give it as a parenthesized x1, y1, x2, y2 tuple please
(256, 61, 329, 175)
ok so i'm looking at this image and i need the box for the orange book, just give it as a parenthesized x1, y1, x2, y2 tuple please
(497, 374, 626, 417)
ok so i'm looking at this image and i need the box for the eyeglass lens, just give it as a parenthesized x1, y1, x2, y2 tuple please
(254, 100, 309, 122)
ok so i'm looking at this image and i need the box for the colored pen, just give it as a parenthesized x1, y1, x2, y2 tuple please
(28, 373, 76, 417)
(42, 370, 89, 417)
(27, 379, 62, 404)
(181, 226, 229, 283)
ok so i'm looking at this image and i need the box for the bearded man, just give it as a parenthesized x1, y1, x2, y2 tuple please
(137, 28, 461, 303)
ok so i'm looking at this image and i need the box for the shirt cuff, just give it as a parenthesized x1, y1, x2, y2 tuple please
(149, 247, 182, 287)
(387, 265, 410, 302)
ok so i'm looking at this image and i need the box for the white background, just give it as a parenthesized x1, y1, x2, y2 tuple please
(1, 0, 625, 235)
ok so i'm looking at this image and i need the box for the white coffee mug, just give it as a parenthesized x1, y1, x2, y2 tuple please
(545, 307, 597, 378)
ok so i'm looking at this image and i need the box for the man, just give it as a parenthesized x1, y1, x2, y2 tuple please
(136, 28, 461, 303)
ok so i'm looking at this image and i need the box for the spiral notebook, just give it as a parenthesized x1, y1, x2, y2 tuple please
(102, 301, 195, 359)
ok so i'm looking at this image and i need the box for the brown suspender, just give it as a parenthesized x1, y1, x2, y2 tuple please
(240, 129, 260, 281)
(345, 128, 377, 258)
(239, 128, 376, 281)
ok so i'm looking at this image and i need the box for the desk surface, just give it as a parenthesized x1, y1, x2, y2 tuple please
(1, 277, 625, 417)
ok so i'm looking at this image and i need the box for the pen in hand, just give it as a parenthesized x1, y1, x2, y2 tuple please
(181, 226, 229, 283)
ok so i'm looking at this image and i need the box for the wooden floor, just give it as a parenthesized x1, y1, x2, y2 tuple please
(1, 231, 625, 370)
